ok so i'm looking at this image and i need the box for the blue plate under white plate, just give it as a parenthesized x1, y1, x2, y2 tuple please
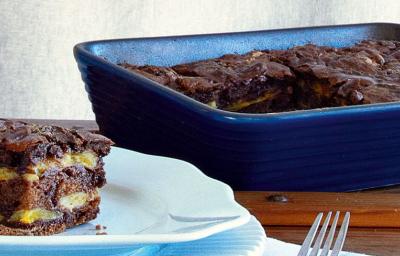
(0, 147, 251, 255)
(150, 216, 266, 256)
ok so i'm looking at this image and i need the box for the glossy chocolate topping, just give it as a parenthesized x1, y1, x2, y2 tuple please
(120, 40, 400, 113)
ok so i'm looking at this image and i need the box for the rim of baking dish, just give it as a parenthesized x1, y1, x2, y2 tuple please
(74, 22, 400, 124)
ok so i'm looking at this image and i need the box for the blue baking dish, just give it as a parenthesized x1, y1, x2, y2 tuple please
(74, 23, 400, 191)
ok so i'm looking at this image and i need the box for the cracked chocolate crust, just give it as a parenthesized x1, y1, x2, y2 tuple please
(120, 40, 400, 113)
(0, 119, 114, 172)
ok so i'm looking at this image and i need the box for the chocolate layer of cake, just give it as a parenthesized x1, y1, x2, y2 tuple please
(120, 40, 400, 113)
(0, 119, 113, 235)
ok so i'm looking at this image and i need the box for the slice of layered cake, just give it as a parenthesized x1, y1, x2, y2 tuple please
(0, 119, 113, 235)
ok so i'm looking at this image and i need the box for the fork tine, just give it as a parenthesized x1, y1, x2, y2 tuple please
(309, 211, 332, 256)
(297, 212, 323, 256)
(320, 211, 340, 256)
(331, 212, 351, 256)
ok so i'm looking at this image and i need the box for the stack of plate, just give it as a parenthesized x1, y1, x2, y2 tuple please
(0, 147, 266, 256)
(136, 217, 266, 256)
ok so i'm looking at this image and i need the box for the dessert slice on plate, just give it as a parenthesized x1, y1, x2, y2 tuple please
(0, 119, 113, 235)
(0, 146, 250, 255)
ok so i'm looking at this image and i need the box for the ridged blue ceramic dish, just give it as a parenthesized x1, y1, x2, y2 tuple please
(74, 23, 400, 191)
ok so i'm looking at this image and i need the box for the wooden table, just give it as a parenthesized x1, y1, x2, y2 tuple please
(16, 119, 400, 255)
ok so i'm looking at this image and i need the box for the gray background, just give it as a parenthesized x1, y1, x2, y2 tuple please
(1, 0, 400, 119)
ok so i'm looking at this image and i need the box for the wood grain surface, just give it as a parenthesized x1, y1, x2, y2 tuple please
(14, 119, 400, 255)
(235, 191, 400, 228)
(235, 191, 400, 255)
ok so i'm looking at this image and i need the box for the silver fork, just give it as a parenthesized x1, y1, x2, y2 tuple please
(297, 211, 350, 256)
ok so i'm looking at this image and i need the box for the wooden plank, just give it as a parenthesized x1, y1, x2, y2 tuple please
(235, 191, 400, 227)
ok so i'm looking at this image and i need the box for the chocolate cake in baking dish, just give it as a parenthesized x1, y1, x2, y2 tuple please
(0, 119, 113, 235)
(120, 40, 400, 113)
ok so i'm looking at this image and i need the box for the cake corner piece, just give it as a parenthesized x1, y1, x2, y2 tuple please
(0, 119, 114, 236)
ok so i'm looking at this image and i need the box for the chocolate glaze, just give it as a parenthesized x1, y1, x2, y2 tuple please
(120, 40, 400, 113)
(0, 120, 114, 169)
